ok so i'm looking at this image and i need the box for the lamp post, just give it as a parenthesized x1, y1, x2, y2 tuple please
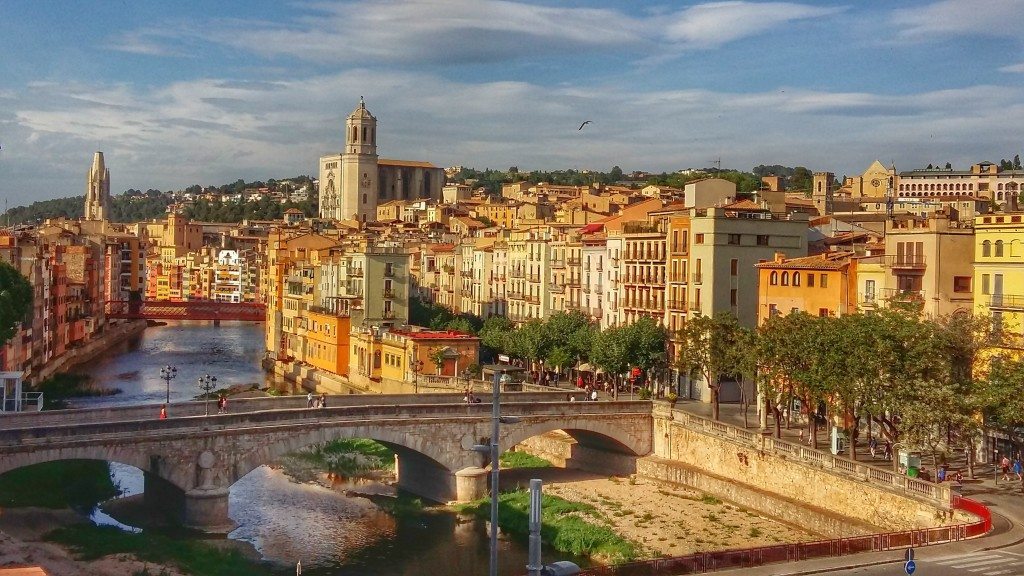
(472, 370, 516, 576)
(412, 358, 423, 394)
(197, 374, 218, 416)
(160, 365, 177, 405)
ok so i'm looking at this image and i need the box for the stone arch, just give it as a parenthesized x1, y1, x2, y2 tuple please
(0, 445, 173, 488)
(501, 417, 649, 459)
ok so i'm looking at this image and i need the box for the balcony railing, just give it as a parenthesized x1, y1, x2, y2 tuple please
(442, 265, 455, 274)
(510, 269, 526, 278)
(461, 271, 474, 278)
(508, 291, 525, 300)
(549, 283, 565, 293)
(550, 260, 565, 269)
(691, 273, 703, 284)
(884, 254, 926, 269)
(527, 274, 541, 283)
(582, 285, 591, 293)
(667, 300, 687, 310)
(990, 294, 1024, 310)
(382, 289, 394, 298)
(859, 293, 878, 308)
(525, 295, 540, 304)
(567, 257, 581, 266)
(880, 288, 925, 302)
(349, 268, 364, 277)
(689, 303, 702, 312)
(383, 310, 396, 319)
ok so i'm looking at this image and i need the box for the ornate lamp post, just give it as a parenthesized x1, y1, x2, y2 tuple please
(160, 365, 177, 405)
(197, 374, 218, 416)
(412, 358, 424, 394)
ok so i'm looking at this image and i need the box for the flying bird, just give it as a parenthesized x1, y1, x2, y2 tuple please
(578, 120, 592, 131)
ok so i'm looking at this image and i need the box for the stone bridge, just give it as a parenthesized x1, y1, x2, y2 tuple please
(0, 393, 652, 531)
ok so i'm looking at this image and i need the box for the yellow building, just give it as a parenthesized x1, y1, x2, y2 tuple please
(755, 252, 857, 324)
(974, 212, 1024, 341)
(304, 309, 352, 376)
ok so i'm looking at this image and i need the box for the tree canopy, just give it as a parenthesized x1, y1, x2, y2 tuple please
(0, 262, 32, 345)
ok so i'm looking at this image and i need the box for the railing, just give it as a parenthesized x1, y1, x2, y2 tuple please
(672, 410, 952, 505)
(859, 293, 878, 307)
(691, 273, 703, 284)
(350, 268, 364, 277)
(667, 300, 687, 310)
(579, 495, 990, 576)
(989, 294, 1024, 310)
(550, 260, 565, 269)
(527, 275, 540, 283)
(567, 257, 581, 266)
(880, 288, 925, 303)
(1, 393, 43, 413)
(884, 254, 926, 269)
(549, 284, 565, 293)
(510, 269, 526, 278)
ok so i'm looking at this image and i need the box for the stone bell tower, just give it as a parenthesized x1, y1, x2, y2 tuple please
(340, 97, 379, 222)
(84, 151, 110, 221)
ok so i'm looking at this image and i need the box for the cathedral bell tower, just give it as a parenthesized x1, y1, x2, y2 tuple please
(340, 97, 379, 222)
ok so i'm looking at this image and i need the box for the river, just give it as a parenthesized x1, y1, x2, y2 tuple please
(74, 321, 586, 575)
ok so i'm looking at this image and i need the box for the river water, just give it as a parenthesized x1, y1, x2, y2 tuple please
(74, 321, 584, 575)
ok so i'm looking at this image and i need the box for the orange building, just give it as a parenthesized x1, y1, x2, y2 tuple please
(755, 252, 857, 323)
(304, 309, 352, 376)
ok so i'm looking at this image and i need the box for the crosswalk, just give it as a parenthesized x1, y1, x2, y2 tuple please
(929, 550, 1024, 575)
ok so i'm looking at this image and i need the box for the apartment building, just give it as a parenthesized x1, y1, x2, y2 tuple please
(883, 212, 973, 317)
(974, 212, 1024, 340)
(755, 252, 858, 323)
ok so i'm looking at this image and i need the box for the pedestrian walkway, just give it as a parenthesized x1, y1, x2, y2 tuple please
(931, 550, 1024, 575)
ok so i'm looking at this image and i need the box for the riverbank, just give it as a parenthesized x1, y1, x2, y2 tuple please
(31, 320, 146, 385)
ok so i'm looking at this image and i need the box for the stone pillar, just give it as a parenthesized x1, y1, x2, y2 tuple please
(184, 488, 235, 533)
(455, 467, 488, 502)
(143, 472, 184, 518)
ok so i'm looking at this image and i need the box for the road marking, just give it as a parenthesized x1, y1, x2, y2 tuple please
(950, 558, 1013, 569)
(1001, 550, 1024, 557)
(933, 552, 992, 564)
(981, 570, 1014, 576)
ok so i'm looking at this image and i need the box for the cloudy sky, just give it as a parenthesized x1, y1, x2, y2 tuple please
(2, 0, 1024, 206)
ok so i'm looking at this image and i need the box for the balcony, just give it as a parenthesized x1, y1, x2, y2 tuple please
(691, 273, 703, 284)
(382, 289, 395, 298)
(510, 269, 526, 279)
(582, 285, 591, 293)
(349, 268, 364, 277)
(383, 310, 396, 319)
(549, 283, 565, 293)
(884, 255, 926, 270)
(880, 288, 925, 303)
(667, 300, 687, 310)
(526, 295, 540, 304)
(689, 302, 702, 312)
(527, 274, 541, 283)
(509, 291, 525, 300)
(565, 279, 581, 288)
(567, 257, 581, 266)
(442, 265, 455, 274)
(461, 271, 474, 278)
(989, 294, 1024, 310)
(550, 260, 565, 269)
(859, 293, 879, 308)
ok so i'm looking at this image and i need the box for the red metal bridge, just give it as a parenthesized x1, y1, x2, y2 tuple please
(105, 300, 266, 322)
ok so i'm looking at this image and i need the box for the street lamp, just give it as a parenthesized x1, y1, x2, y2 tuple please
(197, 374, 218, 416)
(160, 365, 177, 404)
(472, 370, 517, 576)
(412, 358, 423, 394)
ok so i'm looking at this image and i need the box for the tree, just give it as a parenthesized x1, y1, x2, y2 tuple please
(591, 325, 631, 394)
(945, 162, 952, 170)
(609, 166, 623, 181)
(675, 313, 743, 420)
(623, 316, 668, 386)
(0, 262, 32, 347)
(428, 346, 447, 375)
(479, 316, 515, 356)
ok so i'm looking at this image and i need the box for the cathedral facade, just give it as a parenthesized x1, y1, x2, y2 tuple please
(84, 151, 111, 221)
(318, 99, 444, 221)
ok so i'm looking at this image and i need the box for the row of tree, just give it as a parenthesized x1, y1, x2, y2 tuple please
(676, 309, 1023, 472)
(184, 197, 317, 223)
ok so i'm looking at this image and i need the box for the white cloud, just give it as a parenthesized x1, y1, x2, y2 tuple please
(663, 2, 845, 48)
(1000, 62, 1024, 73)
(892, 0, 1024, 40)
(7, 67, 1024, 206)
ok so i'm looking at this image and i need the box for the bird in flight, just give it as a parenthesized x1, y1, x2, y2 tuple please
(578, 120, 592, 131)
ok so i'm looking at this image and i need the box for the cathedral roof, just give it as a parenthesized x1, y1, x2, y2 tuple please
(348, 97, 376, 121)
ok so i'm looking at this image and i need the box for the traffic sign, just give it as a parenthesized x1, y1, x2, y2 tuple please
(905, 559, 916, 575)
(905, 548, 915, 562)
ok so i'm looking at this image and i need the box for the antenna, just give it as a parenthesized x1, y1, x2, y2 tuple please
(708, 157, 721, 172)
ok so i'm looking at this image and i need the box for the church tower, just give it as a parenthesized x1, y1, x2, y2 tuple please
(84, 151, 110, 221)
(339, 97, 379, 221)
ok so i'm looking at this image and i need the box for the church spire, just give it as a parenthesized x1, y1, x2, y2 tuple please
(84, 151, 110, 221)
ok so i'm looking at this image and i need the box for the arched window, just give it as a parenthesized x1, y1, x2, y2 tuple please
(770, 271, 778, 285)
(781, 271, 790, 286)
(351, 126, 357, 142)
(793, 272, 801, 286)
(983, 240, 991, 257)
(996, 240, 1005, 257)
(999, 183, 1005, 190)
(998, 191, 1004, 201)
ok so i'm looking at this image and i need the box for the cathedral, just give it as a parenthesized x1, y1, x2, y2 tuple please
(84, 151, 110, 221)
(318, 98, 444, 221)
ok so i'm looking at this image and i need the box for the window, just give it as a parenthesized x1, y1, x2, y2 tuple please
(769, 303, 779, 317)
(819, 308, 830, 317)
(996, 240, 1005, 257)
(730, 288, 738, 306)
(757, 235, 769, 246)
(807, 274, 815, 287)
(793, 272, 801, 286)
(695, 233, 705, 244)
(728, 234, 741, 245)
(993, 311, 1004, 334)
(982, 274, 990, 295)
(781, 271, 789, 286)
(865, 279, 875, 300)
(820, 274, 828, 288)
(770, 271, 778, 285)
(953, 276, 971, 293)
(730, 259, 738, 276)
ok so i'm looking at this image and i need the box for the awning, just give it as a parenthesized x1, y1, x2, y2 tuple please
(579, 223, 604, 234)
(577, 363, 594, 372)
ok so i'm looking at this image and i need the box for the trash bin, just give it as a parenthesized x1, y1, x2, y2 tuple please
(907, 466, 919, 478)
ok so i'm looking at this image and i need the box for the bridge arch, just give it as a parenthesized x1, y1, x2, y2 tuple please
(502, 417, 649, 458)
(0, 446, 170, 489)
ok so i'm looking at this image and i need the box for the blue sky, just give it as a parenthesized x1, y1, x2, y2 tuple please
(2, 0, 1024, 206)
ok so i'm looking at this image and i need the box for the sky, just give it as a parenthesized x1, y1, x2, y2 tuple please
(2, 0, 1024, 206)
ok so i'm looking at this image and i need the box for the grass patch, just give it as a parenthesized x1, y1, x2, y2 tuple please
(34, 373, 121, 409)
(499, 451, 552, 469)
(46, 524, 270, 576)
(749, 527, 763, 538)
(700, 494, 722, 505)
(292, 438, 395, 476)
(454, 491, 639, 563)
(0, 460, 120, 509)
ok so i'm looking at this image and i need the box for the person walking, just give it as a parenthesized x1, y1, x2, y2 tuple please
(1000, 455, 1011, 482)
(883, 441, 893, 461)
(1013, 457, 1022, 482)
(868, 437, 878, 458)
(307, 392, 314, 408)
(319, 393, 327, 409)
(217, 396, 227, 414)
(159, 405, 167, 419)
(590, 388, 598, 402)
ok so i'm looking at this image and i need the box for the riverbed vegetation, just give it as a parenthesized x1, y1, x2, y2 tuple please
(454, 491, 639, 563)
(500, 451, 552, 468)
(285, 438, 395, 479)
(34, 373, 122, 409)
(46, 524, 272, 576)
(0, 460, 121, 509)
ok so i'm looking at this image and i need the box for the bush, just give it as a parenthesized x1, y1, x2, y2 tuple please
(637, 388, 652, 400)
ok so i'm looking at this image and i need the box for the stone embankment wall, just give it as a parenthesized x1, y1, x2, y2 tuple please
(34, 320, 147, 383)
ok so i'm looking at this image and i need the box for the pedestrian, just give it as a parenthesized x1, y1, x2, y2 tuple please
(159, 405, 167, 419)
(577, 375, 584, 389)
(319, 393, 327, 409)
(590, 388, 598, 402)
(464, 391, 474, 404)
(869, 437, 878, 458)
(883, 441, 892, 461)
(307, 392, 314, 408)
(1001, 455, 1011, 482)
(217, 396, 227, 414)
(1014, 457, 1022, 481)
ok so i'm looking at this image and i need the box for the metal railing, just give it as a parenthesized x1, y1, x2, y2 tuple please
(884, 254, 926, 269)
(989, 294, 1024, 310)
(579, 496, 989, 576)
